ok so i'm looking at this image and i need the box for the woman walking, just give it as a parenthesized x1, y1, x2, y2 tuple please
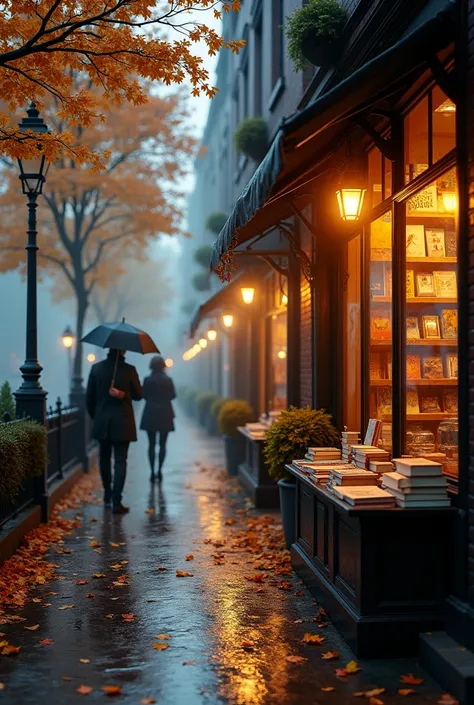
(140, 355, 176, 482)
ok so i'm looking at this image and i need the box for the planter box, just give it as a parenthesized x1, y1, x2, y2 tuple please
(237, 427, 279, 509)
(287, 464, 455, 658)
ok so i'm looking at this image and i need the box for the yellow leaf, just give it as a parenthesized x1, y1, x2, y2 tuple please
(79, 659, 90, 664)
(399, 690, 416, 696)
(152, 643, 169, 651)
(321, 687, 335, 692)
(154, 634, 170, 640)
(345, 660, 360, 673)
(25, 624, 40, 631)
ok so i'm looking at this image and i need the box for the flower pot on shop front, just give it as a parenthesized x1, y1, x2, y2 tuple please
(223, 434, 246, 476)
(278, 479, 296, 549)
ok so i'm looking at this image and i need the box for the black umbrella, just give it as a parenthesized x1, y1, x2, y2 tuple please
(82, 319, 160, 386)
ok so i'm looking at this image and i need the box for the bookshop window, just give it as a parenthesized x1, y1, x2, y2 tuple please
(404, 168, 458, 479)
(343, 234, 361, 431)
(268, 311, 287, 411)
(369, 211, 392, 452)
(368, 147, 393, 208)
(405, 96, 429, 183)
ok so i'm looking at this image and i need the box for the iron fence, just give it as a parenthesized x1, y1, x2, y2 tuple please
(0, 399, 91, 529)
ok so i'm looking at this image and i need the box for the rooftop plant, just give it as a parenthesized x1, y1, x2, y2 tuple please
(285, 0, 348, 71)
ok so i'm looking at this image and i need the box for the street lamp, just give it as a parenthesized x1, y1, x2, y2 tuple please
(87, 353, 96, 364)
(207, 328, 217, 341)
(62, 326, 75, 388)
(240, 287, 255, 304)
(199, 338, 208, 349)
(222, 314, 234, 328)
(14, 104, 50, 426)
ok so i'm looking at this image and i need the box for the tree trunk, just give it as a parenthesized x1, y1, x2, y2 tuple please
(71, 291, 89, 402)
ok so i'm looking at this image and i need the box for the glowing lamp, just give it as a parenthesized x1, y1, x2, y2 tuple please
(277, 350, 287, 360)
(241, 287, 255, 304)
(442, 192, 457, 212)
(62, 326, 74, 349)
(207, 329, 217, 341)
(336, 187, 366, 221)
(87, 353, 96, 363)
(222, 314, 233, 328)
(193, 344, 201, 354)
(281, 293, 288, 306)
(199, 338, 208, 349)
(165, 358, 174, 367)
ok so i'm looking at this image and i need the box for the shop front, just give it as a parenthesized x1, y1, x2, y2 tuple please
(210, 0, 464, 667)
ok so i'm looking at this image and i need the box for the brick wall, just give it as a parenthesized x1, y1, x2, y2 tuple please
(300, 226, 313, 407)
(467, 0, 474, 605)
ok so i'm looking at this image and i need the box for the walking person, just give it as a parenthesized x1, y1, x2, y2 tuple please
(140, 355, 176, 482)
(86, 349, 143, 514)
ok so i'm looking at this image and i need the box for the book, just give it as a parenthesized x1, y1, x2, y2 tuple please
(369, 461, 394, 473)
(445, 230, 457, 257)
(406, 355, 421, 380)
(382, 471, 447, 490)
(416, 272, 435, 297)
(406, 224, 426, 257)
(371, 215, 392, 250)
(441, 309, 458, 339)
(386, 488, 449, 502)
(370, 261, 385, 297)
(371, 308, 391, 341)
(332, 485, 396, 506)
(376, 387, 392, 417)
(420, 395, 441, 413)
(370, 352, 383, 380)
(446, 354, 458, 379)
(394, 497, 451, 508)
(406, 316, 420, 339)
(433, 270, 457, 298)
(384, 264, 392, 298)
(406, 269, 415, 298)
(422, 355, 444, 379)
(443, 391, 458, 414)
(364, 419, 382, 446)
(392, 458, 443, 477)
(425, 228, 446, 257)
(330, 469, 379, 485)
(406, 390, 420, 414)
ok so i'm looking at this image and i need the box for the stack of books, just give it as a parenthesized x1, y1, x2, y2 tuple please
(369, 460, 394, 474)
(245, 422, 267, 439)
(341, 431, 361, 463)
(352, 446, 390, 469)
(331, 485, 397, 509)
(291, 460, 352, 484)
(306, 447, 341, 462)
(382, 458, 450, 508)
(327, 467, 379, 491)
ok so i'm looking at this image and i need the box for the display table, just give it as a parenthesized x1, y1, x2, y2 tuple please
(237, 427, 279, 508)
(286, 464, 455, 657)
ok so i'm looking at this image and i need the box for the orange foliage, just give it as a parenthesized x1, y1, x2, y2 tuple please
(0, 1, 244, 163)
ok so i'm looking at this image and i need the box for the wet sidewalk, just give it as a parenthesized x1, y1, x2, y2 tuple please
(0, 413, 449, 704)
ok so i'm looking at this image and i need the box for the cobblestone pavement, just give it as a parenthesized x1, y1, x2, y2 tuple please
(0, 413, 448, 704)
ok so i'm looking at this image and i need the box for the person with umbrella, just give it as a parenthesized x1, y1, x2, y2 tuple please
(83, 320, 159, 514)
(140, 355, 176, 482)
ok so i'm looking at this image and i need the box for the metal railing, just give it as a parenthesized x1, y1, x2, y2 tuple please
(0, 398, 92, 529)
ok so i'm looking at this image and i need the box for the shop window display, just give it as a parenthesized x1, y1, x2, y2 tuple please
(269, 311, 287, 411)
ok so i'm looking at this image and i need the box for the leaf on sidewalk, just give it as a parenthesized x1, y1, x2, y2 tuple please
(400, 674, 424, 685)
(286, 655, 307, 664)
(76, 685, 93, 695)
(25, 624, 40, 631)
(176, 570, 193, 578)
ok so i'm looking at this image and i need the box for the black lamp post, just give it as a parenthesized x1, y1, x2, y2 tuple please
(14, 104, 50, 425)
(61, 325, 75, 392)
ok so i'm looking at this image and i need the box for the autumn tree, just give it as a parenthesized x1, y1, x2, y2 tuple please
(0, 88, 192, 385)
(0, 1, 243, 165)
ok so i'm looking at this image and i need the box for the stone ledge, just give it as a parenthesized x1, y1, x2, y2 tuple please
(420, 631, 474, 705)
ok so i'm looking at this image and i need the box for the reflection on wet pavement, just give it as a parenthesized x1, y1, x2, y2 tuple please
(0, 413, 445, 704)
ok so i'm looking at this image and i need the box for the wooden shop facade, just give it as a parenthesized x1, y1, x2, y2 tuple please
(206, 0, 474, 700)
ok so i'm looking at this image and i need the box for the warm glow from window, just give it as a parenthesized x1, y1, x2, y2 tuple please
(240, 287, 255, 304)
(165, 358, 174, 367)
(435, 98, 456, 114)
(87, 353, 96, 363)
(199, 338, 208, 349)
(442, 192, 457, 212)
(207, 329, 217, 341)
(277, 350, 287, 359)
(281, 293, 288, 306)
(222, 314, 233, 328)
(336, 188, 367, 221)
(193, 344, 201, 354)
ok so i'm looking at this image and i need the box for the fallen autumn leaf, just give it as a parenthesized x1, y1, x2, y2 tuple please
(76, 685, 94, 696)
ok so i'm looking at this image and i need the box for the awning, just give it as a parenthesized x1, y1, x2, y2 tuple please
(211, 0, 455, 271)
(189, 272, 246, 338)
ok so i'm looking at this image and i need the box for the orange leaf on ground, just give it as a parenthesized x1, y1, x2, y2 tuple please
(92, 573, 106, 579)
(75, 579, 89, 585)
(183, 661, 195, 666)
(152, 643, 169, 651)
(244, 573, 265, 583)
(335, 668, 349, 677)
(321, 651, 339, 660)
(25, 624, 40, 631)
(156, 566, 167, 572)
(76, 685, 94, 695)
(79, 659, 90, 664)
(185, 554, 194, 561)
(241, 640, 254, 650)
(40, 639, 53, 645)
(437, 696, 459, 705)
(102, 685, 122, 696)
(85, 593, 95, 599)
(105, 614, 114, 619)
(176, 570, 193, 578)
(0, 683, 4, 690)
(1, 645, 20, 655)
(144, 508, 154, 514)
(154, 634, 169, 640)
(58, 604, 75, 610)
(399, 690, 416, 696)
(286, 655, 308, 664)
(89, 541, 99, 547)
(321, 686, 335, 692)
(369, 699, 384, 705)
(400, 674, 424, 685)
(302, 633, 325, 645)
(121, 613, 134, 622)
(364, 688, 386, 697)
(224, 519, 236, 525)
(110, 542, 120, 548)
(141, 700, 156, 704)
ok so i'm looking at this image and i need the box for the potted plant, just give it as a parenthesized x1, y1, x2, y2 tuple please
(205, 212, 228, 236)
(195, 392, 218, 428)
(233, 117, 268, 162)
(208, 397, 227, 436)
(218, 400, 255, 475)
(264, 407, 339, 547)
(285, 0, 348, 70)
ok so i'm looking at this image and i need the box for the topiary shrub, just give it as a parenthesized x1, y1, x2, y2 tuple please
(0, 419, 47, 501)
(195, 392, 218, 425)
(285, 0, 348, 71)
(264, 406, 339, 483)
(205, 212, 228, 235)
(0, 381, 15, 421)
(193, 245, 214, 269)
(218, 400, 255, 437)
(192, 271, 211, 292)
(210, 397, 227, 419)
(233, 117, 268, 162)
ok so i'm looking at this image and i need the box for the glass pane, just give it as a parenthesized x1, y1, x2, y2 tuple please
(404, 169, 458, 481)
(404, 96, 429, 183)
(368, 147, 382, 208)
(343, 235, 361, 430)
(369, 212, 393, 451)
(384, 157, 392, 199)
(432, 86, 456, 162)
(269, 311, 287, 411)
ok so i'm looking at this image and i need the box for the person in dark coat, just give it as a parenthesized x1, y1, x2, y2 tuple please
(86, 349, 143, 513)
(140, 355, 176, 482)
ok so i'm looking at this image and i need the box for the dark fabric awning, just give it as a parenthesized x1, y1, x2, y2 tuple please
(211, 0, 455, 270)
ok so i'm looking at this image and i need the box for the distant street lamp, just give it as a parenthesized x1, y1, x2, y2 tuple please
(87, 353, 96, 364)
(62, 326, 75, 387)
(222, 314, 234, 329)
(14, 104, 50, 426)
(207, 329, 217, 341)
(199, 338, 208, 349)
(240, 287, 255, 304)
(165, 358, 174, 367)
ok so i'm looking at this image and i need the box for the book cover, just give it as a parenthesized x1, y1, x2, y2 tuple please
(406, 269, 415, 298)
(406, 355, 421, 380)
(376, 387, 392, 417)
(441, 309, 458, 339)
(422, 355, 444, 379)
(363, 420, 382, 446)
(382, 471, 447, 490)
(371, 214, 392, 250)
(406, 224, 426, 257)
(370, 261, 385, 297)
(384, 264, 392, 298)
(370, 308, 391, 341)
(369, 353, 382, 380)
(445, 230, 457, 257)
(446, 354, 458, 379)
(433, 270, 457, 298)
(443, 391, 458, 414)
(406, 390, 420, 414)
(406, 316, 421, 340)
(393, 458, 443, 477)
(333, 485, 396, 505)
(425, 228, 446, 257)
(420, 395, 441, 413)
